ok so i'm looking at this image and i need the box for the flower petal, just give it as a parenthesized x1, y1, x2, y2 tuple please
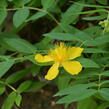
(62, 61, 82, 75)
(35, 54, 53, 63)
(68, 47, 83, 59)
(45, 62, 59, 80)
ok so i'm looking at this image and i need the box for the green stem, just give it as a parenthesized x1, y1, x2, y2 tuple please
(0, 80, 17, 92)
(98, 74, 101, 90)
(0, 6, 108, 33)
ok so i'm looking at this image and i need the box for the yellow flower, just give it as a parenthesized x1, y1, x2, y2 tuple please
(35, 43, 83, 80)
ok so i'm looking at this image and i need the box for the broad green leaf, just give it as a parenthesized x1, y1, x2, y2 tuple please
(8, 0, 13, 2)
(28, 0, 41, 7)
(13, 8, 30, 27)
(17, 81, 32, 93)
(0, 33, 19, 51)
(77, 97, 97, 109)
(44, 32, 91, 41)
(0, 1, 7, 8)
(58, 0, 68, 6)
(13, 0, 24, 7)
(57, 75, 71, 90)
(0, 10, 7, 25)
(99, 88, 109, 101)
(83, 26, 102, 38)
(83, 14, 107, 21)
(23, 0, 31, 4)
(97, 102, 109, 109)
(0, 55, 11, 61)
(0, 47, 6, 55)
(51, 23, 80, 33)
(0, 59, 14, 77)
(15, 94, 22, 106)
(25, 82, 46, 92)
(96, 0, 107, 5)
(77, 58, 100, 68)
(31, 65, 40, 77)
(74, 71, 97, 79)
(41, 0, 55, 9)
(56, 89, 97, 104)
(55, 82, 96, 96)
(13, 0, 31, 7)
(1, 36, 36, 54)
(83, 48, 108, 53)
(101, 70, 109, 76)
(61, 1, 84, 24)
(6, 68, 31, 84)
(100, 80, 109, 86)
(0, 85, 5, 95)
(2, 91, 17, 109)
(26, 11, 47, 22)
(84, 33, 109, 46)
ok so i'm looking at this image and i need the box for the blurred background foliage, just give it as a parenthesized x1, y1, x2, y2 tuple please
(1, 0, 109, 109)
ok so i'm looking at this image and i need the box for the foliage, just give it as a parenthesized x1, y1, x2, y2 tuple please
(0, 0, 109, 109)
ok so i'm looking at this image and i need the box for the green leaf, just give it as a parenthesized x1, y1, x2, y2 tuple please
(100, 80, 109, 86)
(26, 11, 47, 22)
(96, 0, 107, 5)
(0, 10, 7, 25)
(77, 58, 100, 68)
(0, 59, 14, 77)
(0, 85, 5, 95)
(44, 32, 91, 41)
(83, 48, 108, 53)
(13, 8, 30, 27)
(57, 75, 71, 90)
(41, 0, 55, 9)
(99, 88, 109, 101)
(15, 94, 22, 106)
(77, 97, 97, 109)
(23, 0, 31, 4)
(85, 33, 109, 46)
(0, 1, 7, 8)
(97, 102, 109, 109)
(56, 89, 97, 104)
(2, 91, 17, 109)
(25, 82, 46, 92)
(101, 70, 109, 76)
(1, 36, 36, 54)
(17, 81, 32, 93)
(6, 68, 31, 84)
(8, 0, 13, 2)
(55, 83, 96, 96)
(61, 1, 84, 24)
(0, 33, 19, 51)
(84, 26, 102, 38)
(82, 14, 107, 21)
(52, 23, 80, 33)
(31, 65, 40, 77)
(13, 0, 31, 5)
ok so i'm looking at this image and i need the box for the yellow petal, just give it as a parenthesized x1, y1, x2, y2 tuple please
(62, 61, 82, 75)
(35, 54, 53, 63)
(45, 62, 59, 80)
(68, 47, 83, 59)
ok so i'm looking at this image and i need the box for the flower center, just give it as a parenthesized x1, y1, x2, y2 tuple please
(48, 43, 69, 64)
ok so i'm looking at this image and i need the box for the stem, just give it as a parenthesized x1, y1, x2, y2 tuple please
(0, 6, 108, 33)
(79, 40, 88, 47)
(97, 65, 107, 91)
(6, 84, 17, 92)
(98, 74, 101, 90)
(0, 80, 17, 92)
